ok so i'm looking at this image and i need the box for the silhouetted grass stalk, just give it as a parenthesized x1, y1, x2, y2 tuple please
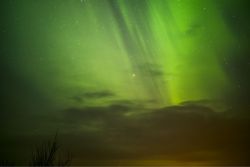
(30, 134, 71, 166)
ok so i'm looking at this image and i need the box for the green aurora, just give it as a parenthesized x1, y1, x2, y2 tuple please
(1, 0, 250, 165)
(7, 0, 235, 107)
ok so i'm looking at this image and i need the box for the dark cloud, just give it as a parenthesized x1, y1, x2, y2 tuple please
(179, 99, 229, 112)
(64, 105, 128, 123)
(109, 99, 160, 108)
(55, 101, 250, 164)
(138, 63, 165, 78)
(1, 100, 249, 165)
(71, 90, 115, 102)
(108, 99, 136, 106)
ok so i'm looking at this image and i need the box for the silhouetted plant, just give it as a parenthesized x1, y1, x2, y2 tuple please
(30, 134, 72, 166)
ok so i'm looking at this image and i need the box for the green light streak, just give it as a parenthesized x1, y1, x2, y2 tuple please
(9, 0, 235, 108)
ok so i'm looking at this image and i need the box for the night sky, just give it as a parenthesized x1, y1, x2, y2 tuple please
(1, 0, 250, 165)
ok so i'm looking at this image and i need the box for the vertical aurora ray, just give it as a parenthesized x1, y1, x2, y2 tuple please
(107, 0, 168, 105)
(88, 0, 235, 105)
(6, 0, 235, 108)
(145, 0, 235, 104)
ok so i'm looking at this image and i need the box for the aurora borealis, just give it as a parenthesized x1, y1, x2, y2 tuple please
(1, 0, 250, 165)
